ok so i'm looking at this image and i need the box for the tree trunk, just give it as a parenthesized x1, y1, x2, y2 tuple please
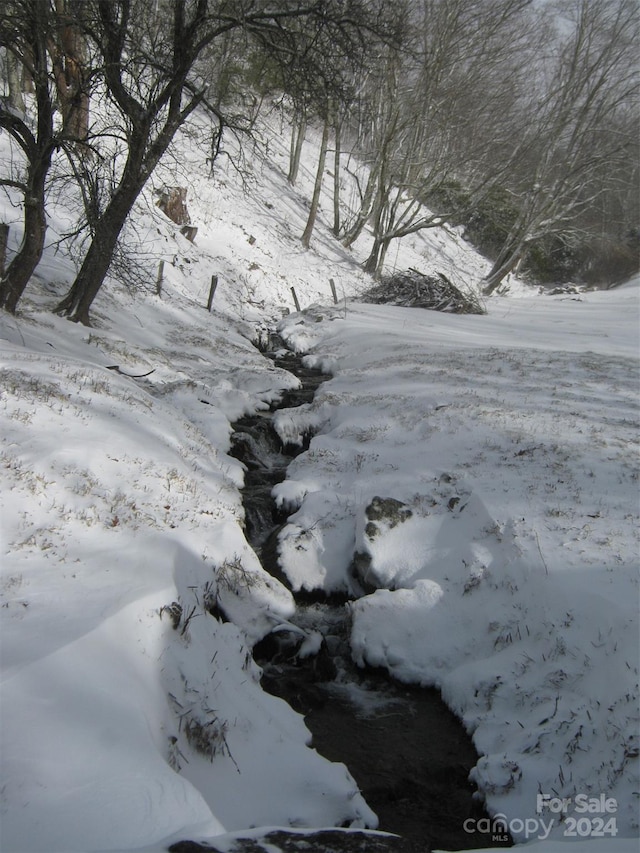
(483, 244, 526, 295)
(55, 180, 142, 324)
(342, 163, 380, 248)
(65, 85, 89, 142)
(22, 43, 35, 94)
(341, 142, 393, 251)
(376, 236, 392, 276)
(288, 111, 306, 186)
(363, 236, 391, 276)
(361, 173, 394, 276)
(52, 0, 90, 142)
(333, 117, 342, 236)
(0, 225, 8, 278)
(0, 173, 49, 313)
(300, 117, 330, 250)
(6, 50, 26, 114)
(0, 3, 54, 314)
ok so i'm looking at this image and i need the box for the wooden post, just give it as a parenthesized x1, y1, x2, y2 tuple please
(207, 274, 218, 311)
(290, 286, 301, 312)
(329, 278, 338, 305)
(156, 259, 164, 296)
(0, 224, 9, 278)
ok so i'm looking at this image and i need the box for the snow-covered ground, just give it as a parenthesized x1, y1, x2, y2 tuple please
(0, 102, 638, 852)
(277, 285, 639, 847)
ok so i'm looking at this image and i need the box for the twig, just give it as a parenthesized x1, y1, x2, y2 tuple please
(106, 365, 156, 378)
(535, 530, 549, 575)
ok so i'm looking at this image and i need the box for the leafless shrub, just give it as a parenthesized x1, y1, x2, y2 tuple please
(216, 555, 257, 592)
(183, 713, 230, 762)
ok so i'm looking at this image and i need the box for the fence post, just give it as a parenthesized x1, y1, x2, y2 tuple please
(329, 278, 338, 305)
(290, 286, 301, 312)
(156, 260, 164, 296)
(207, 274, 219, 311)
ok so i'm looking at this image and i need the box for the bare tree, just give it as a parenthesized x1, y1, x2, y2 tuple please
(53, 0, 392, 325)
(332, 99, 348, 236)
(340, 0, 536, 277)
(288, 105, 307, 185)
(301, 104, 331, 248)
(0, 0, 57, 313)
(263, 4, 399, 249)
(483, 0, 640, 293)
(340, 45, 404, 250)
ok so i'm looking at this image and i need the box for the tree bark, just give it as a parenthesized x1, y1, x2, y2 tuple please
(50, 0, 90, 142)
(22, 42, 35, 94)
(333, 116, 342, 236)
(0, 2, 55, 313)
(6, 50, 26, 114)
(483, 244, 526, 294)
(301, 116, 330, 250)
(0, 225, 8, 278)
(288, 111, 306, 186)
(0, 164, 49, 313)
(362, 235, 391, 277)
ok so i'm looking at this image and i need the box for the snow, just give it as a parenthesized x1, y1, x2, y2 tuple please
(1, 97, 638, 853)
(277, 289, 639, 845)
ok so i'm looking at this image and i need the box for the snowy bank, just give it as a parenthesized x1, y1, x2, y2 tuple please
(1, 93, 637, 851)
(277, 288, 639, 844)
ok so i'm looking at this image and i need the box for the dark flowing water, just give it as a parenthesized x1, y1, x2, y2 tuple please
(229, 334, 512, 853)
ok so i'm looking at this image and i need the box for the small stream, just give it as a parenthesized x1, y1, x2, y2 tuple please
(230, 334, 512, 852)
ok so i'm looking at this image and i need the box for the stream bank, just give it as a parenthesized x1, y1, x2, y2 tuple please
(229, 333, 512, 852)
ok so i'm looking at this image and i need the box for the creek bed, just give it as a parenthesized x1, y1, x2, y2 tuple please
(231, 334, 512, 852)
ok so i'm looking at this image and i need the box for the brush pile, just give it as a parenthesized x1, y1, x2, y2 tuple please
(361, 269, 485, 315)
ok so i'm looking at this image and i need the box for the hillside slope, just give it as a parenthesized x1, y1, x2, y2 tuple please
(0, 103, 638, 853)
